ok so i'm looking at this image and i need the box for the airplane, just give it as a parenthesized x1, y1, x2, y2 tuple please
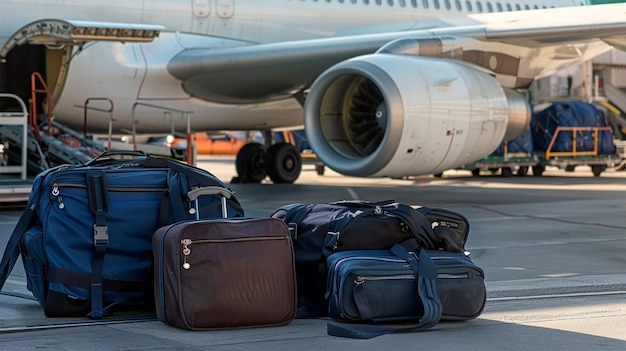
(1, 0, 625, 183)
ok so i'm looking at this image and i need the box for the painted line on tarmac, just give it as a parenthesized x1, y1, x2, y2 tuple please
(0, 316, 157, 334)
(488, 290, 626, 302)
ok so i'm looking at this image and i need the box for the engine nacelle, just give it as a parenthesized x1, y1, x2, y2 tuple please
(304, 54, 530, 177)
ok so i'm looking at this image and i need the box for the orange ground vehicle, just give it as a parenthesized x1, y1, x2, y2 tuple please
(170, 132, 247, 155)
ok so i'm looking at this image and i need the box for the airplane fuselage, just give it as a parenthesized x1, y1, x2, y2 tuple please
(0, 0, 594, 134)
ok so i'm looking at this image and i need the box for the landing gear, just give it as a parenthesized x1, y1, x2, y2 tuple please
(234, 142, 302, 183)
(235, 143, 266, 183)
(265, 143, 302, 183)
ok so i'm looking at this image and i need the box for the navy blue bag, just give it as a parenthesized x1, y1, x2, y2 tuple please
(0, 151, 244, 319)
(325, 244, 442, 339)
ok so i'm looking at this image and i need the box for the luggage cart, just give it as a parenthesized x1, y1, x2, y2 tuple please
(532, 126, 622, 177)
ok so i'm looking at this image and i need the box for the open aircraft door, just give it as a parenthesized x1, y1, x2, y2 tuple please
(0, 19, 164, 112)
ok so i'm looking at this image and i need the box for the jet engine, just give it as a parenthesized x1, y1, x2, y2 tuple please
(303, 54, 530, 177)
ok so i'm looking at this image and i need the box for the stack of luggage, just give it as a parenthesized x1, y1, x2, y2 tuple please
(0, 152, 485, 338)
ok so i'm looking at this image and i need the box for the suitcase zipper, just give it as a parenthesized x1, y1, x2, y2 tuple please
(180, 236, 286, 270)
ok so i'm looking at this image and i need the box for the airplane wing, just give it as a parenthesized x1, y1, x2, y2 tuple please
(168, 3, 626, 104)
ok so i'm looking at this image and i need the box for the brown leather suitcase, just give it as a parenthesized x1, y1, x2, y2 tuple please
(153, 188, 296, 330)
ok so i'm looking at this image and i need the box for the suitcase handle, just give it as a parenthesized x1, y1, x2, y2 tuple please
(187, 187, 234, 219)
(187, 187, 233, 201)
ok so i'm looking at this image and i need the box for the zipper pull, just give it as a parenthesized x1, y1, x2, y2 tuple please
(52, 184, 65, 209)
(188, 201, 196, 216)
(354, 276, 364, 286)
(181, 239, 192, 269)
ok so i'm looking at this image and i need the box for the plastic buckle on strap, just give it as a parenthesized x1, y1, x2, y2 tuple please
(93, 224, 109, 246)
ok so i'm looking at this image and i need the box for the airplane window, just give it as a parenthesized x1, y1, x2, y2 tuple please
(445, 0, 451, 10)
(524, 4, 529, 9)
(434, 0, 440, 9)
(466, 0, 472, 11)
(533, 5, 538, 9)
(399, 0, 407, 7)
(388, 0, 393, 6)
(363, 0, 369, 4)
(476, 1, 483, 12)
(515, 4, 521, 10)
(411, 0, 418, 7)
(486, 2, 492, 12)
(496, 2, 502, 11)
(455, 0, 462, 11)
(506, 3, 511, 11)
(423, 0, 429, 9)
(376, 0, 382, 4)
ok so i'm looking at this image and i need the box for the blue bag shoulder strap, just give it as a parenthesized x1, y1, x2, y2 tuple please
(326, 244, 442, 339)
(0, 205, 36, 291)
(0, 165, 59, 292)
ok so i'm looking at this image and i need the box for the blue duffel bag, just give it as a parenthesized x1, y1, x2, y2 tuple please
(0, 151, 244, 319)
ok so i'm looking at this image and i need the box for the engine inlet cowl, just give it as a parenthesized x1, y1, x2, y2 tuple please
(304, 54, 528, 178)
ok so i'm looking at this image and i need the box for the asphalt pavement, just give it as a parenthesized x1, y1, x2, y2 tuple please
(1, 157, 625, 350)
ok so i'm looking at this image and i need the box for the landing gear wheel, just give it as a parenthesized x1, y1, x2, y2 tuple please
(501, 167, 513, 177)
(532, 165, 545, 177)
(471, 169, 480, 177)
(315, 164, 325, 176)
(516, 166, 528, 177)
(265, 143, 302, 183)
(235, 143, 266, 183)
(591, 164, 605, 177)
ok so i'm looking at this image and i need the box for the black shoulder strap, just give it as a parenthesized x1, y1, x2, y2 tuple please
(382, 203, 439, 249)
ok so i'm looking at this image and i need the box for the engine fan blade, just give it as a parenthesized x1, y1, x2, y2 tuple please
(345, 79, 386, 156)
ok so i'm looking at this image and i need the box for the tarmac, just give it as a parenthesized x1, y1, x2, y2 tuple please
(1, 156, 625, 350)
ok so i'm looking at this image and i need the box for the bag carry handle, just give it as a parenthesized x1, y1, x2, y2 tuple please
(84, 150, 147, 166)
(327, 242, 442, 339)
